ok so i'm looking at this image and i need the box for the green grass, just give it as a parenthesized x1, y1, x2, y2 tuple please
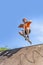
(0, 47, 9, 52)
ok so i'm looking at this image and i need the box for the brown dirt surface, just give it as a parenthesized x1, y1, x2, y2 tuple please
(0, 44, 43, 65)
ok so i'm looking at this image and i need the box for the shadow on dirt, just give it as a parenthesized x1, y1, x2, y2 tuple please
(0, 48, 22, 58)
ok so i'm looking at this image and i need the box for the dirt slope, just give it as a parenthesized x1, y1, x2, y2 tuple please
(0, 44, 43, 65)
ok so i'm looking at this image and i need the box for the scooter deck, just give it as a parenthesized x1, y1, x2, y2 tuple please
(19, 32, 32, 44)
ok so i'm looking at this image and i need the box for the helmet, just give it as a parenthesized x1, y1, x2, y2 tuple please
(22, 18, 27, 23)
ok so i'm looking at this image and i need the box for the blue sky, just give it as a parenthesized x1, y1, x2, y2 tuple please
(0, 0, 43, 49)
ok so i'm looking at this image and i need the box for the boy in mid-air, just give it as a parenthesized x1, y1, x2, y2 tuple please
(18, 18, 32, 39)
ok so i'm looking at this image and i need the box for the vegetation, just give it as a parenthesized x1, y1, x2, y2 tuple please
(0, 47, 9, 52)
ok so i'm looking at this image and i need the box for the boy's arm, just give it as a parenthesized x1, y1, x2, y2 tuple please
(18, 24, 24, 28)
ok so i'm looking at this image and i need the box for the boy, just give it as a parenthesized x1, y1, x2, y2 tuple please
(18, 18, 32, 38)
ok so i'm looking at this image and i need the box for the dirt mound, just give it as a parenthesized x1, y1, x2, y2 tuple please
(0, 44, 43, 65)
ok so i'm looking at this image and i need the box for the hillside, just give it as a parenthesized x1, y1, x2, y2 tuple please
(0, 44, 43, 65)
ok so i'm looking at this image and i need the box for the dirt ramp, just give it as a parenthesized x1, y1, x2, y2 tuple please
(0, 44, 43, 65)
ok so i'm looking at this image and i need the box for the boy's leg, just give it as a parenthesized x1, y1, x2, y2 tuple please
(27, 29, 31, 38)
(19, 30, 26, 36)
(25, 29, 29, 38)
(29, 29, 31, 33)
(19, 31, 23, 35)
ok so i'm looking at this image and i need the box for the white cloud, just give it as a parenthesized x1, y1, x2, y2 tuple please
(37, 37, 43, 42)
(31, 18, 43, 43)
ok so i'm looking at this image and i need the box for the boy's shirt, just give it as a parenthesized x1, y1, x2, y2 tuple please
(18, 21, 32, 29)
